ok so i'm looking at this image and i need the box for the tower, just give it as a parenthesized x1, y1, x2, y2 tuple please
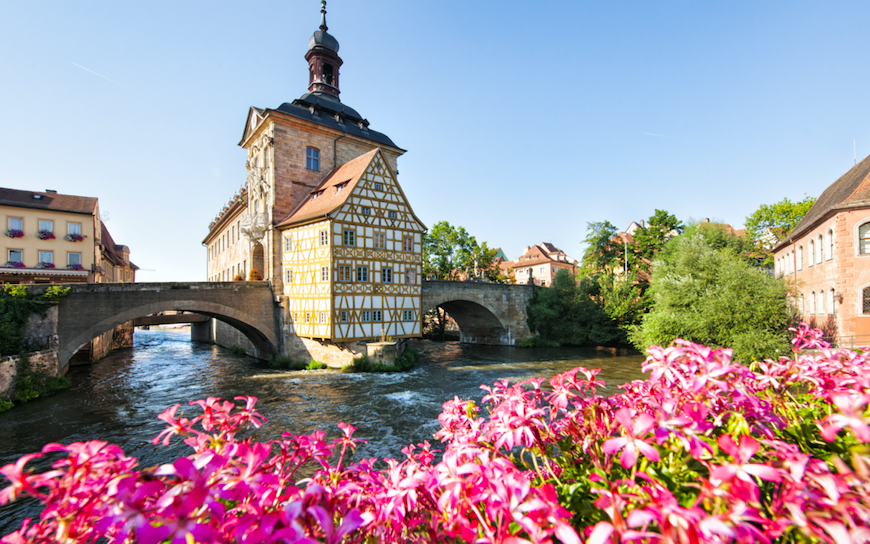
(306, 1, 342, 99)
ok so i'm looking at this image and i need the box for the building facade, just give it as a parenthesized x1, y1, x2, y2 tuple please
(773, 154, 870, 344)
(202, 4, 422, 361)
(503, 243, 578, 286)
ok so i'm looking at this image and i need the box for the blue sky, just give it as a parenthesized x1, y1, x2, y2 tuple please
(2, 1, 869, 281)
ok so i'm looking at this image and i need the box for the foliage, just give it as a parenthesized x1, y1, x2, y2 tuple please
(4, 229, 23, 238)
(596, 272, 647, 333)
(63, 234, 85, 242)
(517, 336, 561, 348)
(0, 399, 13, 413)
(579, 221, 627, 277)
(42, 286, 70, 302)
(0, 285, 53, 356)
(632, 232, 793, 361)
(229, 345, 247, 356)
(268, 357, 328, 371)
(232, 274, 245, 281)
(526, 270, 626, 347)
(5, 326, 870, 544)
(745, 195, 816, 244)
(248, 269, 262, 281)
(11, 353, 71, 405)
(631, 209, 684, 263)
(423, 221, 506, 282)
(35, 230, 55, 240)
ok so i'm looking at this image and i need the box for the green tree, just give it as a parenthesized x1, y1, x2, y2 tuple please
(580, 221, 628, 276)
(630, 233, 794, 362)
(632, 209, 684, 262)
(596, 273, 647, 337)
(526, 270, 625, 347)
(745, 196, 816, 244)
(423, 221, 476, 281)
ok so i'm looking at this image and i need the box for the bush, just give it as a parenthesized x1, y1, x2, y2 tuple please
(229, 345, 247, 356)
(4, 325, 870, 544)
(631, 232, 793, 361)
(248, 269, 262, 280)
(267, 357, 327, 371)
(11, 353, 71, 405)
(348, 347, 418, 372)
(517, 336, 561, 348)
(232, 274, 245, 281)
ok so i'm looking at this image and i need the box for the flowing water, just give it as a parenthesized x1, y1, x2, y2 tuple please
(0, 329, 647, 533)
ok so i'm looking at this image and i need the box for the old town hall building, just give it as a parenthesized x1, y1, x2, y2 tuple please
(203, 4, 424, 357)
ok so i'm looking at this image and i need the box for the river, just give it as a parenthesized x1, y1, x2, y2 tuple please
(0, 328, 647, 533)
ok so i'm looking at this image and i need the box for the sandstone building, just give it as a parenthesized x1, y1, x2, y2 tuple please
(773, 154, 870, 345)
(202, 4, 422, 360)
(502, 243, 578, 286)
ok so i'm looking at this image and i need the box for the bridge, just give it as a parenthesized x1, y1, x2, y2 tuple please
(33, 280, 535, 372)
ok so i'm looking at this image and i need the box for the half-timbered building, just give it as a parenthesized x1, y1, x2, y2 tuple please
(277, 148, 425, 342)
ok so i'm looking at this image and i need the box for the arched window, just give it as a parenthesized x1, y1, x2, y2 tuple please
(860, 223, 870, 255)
(819, 290, 825, 315)
(811, 291, 816, 315)
(797, 245, 803, 270)
(818, 234, 824, 263)
(827, 229, 834, 260)
(830, 288, 836, 315)
(864, 286, 870, 314)
(809, 240, 815, 266)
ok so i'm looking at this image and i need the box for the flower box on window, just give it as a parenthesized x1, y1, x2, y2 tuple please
(36, 230, 56, 240)
(4, 229, 23, 238)
(64, 234, 86, 242)
(35, 262, 55, 269)
(3, 261, 25, 268)
(66, 264, 85, 270)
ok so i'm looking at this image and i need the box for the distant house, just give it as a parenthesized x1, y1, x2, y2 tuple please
(503, 243, 578, 286)
(773, 154, 870, 344)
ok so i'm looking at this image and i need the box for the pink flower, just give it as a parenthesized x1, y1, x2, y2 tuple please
(710, 434, 782, 487)
(818, 392, 870, 442)
(602, 408, 660, 469)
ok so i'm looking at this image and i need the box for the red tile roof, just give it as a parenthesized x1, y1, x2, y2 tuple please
(0, 187, 97, 215)
(277, 148, 379, 227)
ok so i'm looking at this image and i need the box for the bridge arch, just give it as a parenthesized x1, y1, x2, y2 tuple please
(53, 282, 281, 371)
(420, 281, 536, 346)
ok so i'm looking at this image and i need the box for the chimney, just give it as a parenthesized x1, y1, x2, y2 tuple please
(704, 218, 710, 223)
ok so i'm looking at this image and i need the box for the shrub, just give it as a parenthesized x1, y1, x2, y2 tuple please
(348, 347, 418, 372)
(229, 345, 246, 356)
(232, 274, 245, 281)
(248, 269, 262, 280)
(4, 325, 870, 544)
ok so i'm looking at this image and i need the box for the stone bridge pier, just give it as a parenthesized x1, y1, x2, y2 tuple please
(421, 281, 535, 345)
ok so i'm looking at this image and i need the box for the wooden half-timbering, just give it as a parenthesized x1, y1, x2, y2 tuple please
(278, 148, 425, 342)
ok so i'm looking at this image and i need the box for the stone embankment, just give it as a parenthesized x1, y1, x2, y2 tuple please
(0, 350, 59, 401)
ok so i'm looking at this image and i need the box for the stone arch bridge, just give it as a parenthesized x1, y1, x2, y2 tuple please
(39, 280, 535, 372)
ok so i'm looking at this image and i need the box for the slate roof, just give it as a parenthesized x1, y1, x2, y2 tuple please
(277, 148, 379, 228)
(0, 187, 97, 215)
(777, 153, 870, 249)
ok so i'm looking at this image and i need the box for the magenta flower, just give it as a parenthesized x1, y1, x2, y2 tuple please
(602, 408, 660, 469)
(818, 392, 870, 442)
(710, 434, 782, 487)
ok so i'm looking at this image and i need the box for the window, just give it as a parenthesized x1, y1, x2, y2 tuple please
(306, 147, 320, 171)
(405, 269, 416, 285)
(336, 182, 348, 194)
(827, 229, 834, 260)
(8, 249, 22, 263)
(340, 310, 348, 323)
(818, 234, 824, 264)
(373, 310, 382, 322)
(39, 220, 53, 233)
(388, 211, 397, 219)
(809, 240, 815, 265)
(343, 230, 355, 246)
(320, 230, 328, 246)
(818, 290, 825, 315)
(356, 266, 368, 282)
(382, 268, 393, 283)
(858, 223, 870, 255)
(68, 253, 81, 266)
(374, 182, 383, 191)
(797, 245, 803, 270)
(403, 237, 413, 252)
(811, 291, 816, 314)
(361, 207, 370, 215)
(361, 310, 371, 322)
(286, 270, 293, 284)
(403, 310, 413, 321)
(68, 222, 81, 235)
(830, 288, 836, 315)
(864, 287, 870, 314)
(321, 266, 329, 281)
(320, 312, 327, 324)
(374, 232, 385, 249)
(305, 312, 310, 323)
(338, 265, 352, 281)
(8, 217, 22, 232)
(39, 251, 52, 264)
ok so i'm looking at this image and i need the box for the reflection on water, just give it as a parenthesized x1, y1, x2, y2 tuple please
(0, 329, 647, 533)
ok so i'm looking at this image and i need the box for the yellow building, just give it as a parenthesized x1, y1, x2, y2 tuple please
(1, 188, 100, 284)
(203, 188, 249, 282)
(277, 148, 425, 341)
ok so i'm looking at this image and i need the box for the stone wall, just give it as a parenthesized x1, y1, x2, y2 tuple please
(0, 350, 59, 401)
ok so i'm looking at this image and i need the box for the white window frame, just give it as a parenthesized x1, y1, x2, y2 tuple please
(68, 252, 81, 266)
(321, 266, 329, 282)
(8, 217, 22, 231)
(320, 230, 328, 246)
(382, 268, 392, 283)
(8, 249, 22, 263)
(39, 250, 53, 264)
(68, 222, 82, 235)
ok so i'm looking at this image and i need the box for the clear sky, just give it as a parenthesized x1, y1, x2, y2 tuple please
(2, 1, 869, 282)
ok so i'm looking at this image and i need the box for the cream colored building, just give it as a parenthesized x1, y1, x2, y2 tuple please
(204, 189, 249, 281)
(277, 148, 425, 342)
(1, 188, 100, 284)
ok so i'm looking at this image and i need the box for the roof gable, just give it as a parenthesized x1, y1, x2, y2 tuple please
(0, 187, 97, 215)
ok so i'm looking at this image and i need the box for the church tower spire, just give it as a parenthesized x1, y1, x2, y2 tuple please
(306, 0, 343, 100)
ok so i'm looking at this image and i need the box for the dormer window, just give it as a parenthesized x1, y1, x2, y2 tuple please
(306, 147, 320, 171)
(335, 181, 348, 193)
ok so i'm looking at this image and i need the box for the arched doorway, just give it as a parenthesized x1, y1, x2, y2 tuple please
(251, 242, 265, 280)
